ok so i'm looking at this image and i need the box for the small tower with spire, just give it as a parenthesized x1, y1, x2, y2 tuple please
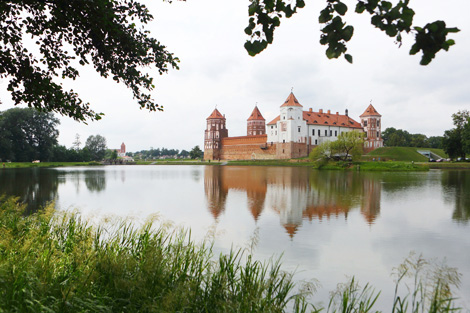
(204, 108, 228, 160)
(247, 106, 266, 136)
(360, 103, 383, 152)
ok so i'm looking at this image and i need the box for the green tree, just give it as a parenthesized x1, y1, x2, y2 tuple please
(427, 136, 443, 149)
(111, 149, 118, 160)
(331, 130, 365, 161)
(189, 146, 203, 159)
(443, 110, 469, 160)
(309, 131, 364, 163)
(0, 108, 59, 161)
(0, 1, 179, 122)
(245, 0, 459, 65)
(85, 135, 107, 161)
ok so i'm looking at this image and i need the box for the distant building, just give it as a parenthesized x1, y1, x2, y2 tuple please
(111, 142, 127, 157)
(204, 92, 383, 160)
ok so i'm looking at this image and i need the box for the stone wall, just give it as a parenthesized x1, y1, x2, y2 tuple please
(275, 142, 309, 159)
(219, 135, 277, 160)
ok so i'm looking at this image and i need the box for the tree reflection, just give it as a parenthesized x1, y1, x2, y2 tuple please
(84, 170, 107, 193)
(441, 170, 470, 223)
(0, 168, 59, 214)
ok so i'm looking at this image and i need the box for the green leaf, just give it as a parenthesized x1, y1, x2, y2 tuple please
(344, 54, 353, 64)
(334, 2, 348, 16)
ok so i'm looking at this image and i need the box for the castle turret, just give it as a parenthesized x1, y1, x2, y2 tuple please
(120, 142, 126, 154)
(247, 106, 266, 136)
(204, 108, 228, 160)
(360, 104, 383, 152)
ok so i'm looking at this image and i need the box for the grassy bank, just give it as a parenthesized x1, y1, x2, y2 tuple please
(0, 197, 463, 312)
(313, 161, 429, 171)
(1, 161, 102, 168)
(364, 147, 447, 162)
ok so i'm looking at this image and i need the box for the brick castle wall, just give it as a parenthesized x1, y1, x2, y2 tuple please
(276, 142, 309, 159)
(219, 135, 277, 160)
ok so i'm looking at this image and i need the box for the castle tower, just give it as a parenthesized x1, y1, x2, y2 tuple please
(120, 142, 126, 154)
(360, 104, 383, 152)
(204, 108, 228, 160)
(247, 106, 266, 136)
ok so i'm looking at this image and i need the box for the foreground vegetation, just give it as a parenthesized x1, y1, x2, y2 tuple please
(0, 197, 463, 312)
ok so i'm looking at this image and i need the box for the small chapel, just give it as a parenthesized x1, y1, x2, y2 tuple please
(204, 92, 383, 160)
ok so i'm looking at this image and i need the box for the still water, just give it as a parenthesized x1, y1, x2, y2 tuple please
(1, 165, 469, 309)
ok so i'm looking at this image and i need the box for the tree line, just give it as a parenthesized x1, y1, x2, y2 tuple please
(382, 128, 443, 149)
(0, 108, 204, 162)
(0, 108, 109, 162)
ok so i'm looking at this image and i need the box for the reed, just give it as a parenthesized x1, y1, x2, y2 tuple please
(0, 197, 463, 313)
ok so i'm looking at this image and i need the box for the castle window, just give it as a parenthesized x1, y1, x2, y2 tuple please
(315, 139, 318, 145)
(377, 131, 379, 137)
(298, 127, 301, 132)
(271, 126, 273, 129)
(363, 120, 367, 127)
(335, 130, 337, 136)
(283, 140, 285, 143)
(325, 130, 327, 136)
(377, 120, 380, 127)
(312, 129, 315, 135)
(318, 129, 320, 136)
(330, 130, 332, 136)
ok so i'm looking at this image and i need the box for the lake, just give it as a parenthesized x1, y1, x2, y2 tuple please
(1, 165, 469, 310)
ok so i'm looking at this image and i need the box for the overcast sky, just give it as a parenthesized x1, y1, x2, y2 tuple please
(1, 0, 469, 152)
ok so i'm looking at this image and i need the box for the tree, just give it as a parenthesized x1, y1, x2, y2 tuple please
(111, 149, 118, 160)
(427, 136, 443, 149)
(310, 131, 364, 163)
(0, 1, 179, 122)
(85, 135, 107, 161)
(331, 131, 365, 161)
(443, 110, 469, 160)
(245, 1, 459, 65)
(72, 134, 81, 151)
(189, 146, 203, 159)
(0, 108, 59, 161)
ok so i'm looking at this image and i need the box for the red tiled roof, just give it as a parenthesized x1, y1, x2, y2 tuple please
(280, 92, 303, 107)
(360, 104, 381, 117)
(207, 108, 224, 119)
(267, 116, 280, 125)
(268, 111, 362, 128)
(303, 111, 362, 128)
(247, 106, 265, 121)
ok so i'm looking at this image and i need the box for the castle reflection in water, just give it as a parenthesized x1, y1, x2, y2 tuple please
(204, 166, 381, 238)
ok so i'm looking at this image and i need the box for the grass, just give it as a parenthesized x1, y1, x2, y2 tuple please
(312, 161, 429, 172)
(365, 147, 429, 162)
(364, 147, 449, 162)
(0, 197, 463, 313)
(1, 161, 102, 168)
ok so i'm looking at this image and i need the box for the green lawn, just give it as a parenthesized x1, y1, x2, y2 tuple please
(364, 147, 447, 162)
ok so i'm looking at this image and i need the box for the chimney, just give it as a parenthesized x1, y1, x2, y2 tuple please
(345, 109, 348, 116)
(319, 109, 323, 114)
(309, 108, 313, 113)
(327, 110, 331, 114)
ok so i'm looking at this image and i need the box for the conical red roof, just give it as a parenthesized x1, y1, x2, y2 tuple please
(360, 104, 381, 117)
(207, 108, 225, 119)
(281, 92, 303, 108)
(247, 106, 265, 121)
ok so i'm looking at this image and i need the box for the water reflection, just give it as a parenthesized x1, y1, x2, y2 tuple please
(84, 170, 107, 192)
(0, 168, 59, 214)
(441, 170, 470, 223)
(204, 166, 382, 238)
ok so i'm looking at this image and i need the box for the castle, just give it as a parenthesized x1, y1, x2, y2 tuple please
(204, 92, 383, 160)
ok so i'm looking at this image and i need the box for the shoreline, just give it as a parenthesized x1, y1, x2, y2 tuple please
(3, 160, 470, 170)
